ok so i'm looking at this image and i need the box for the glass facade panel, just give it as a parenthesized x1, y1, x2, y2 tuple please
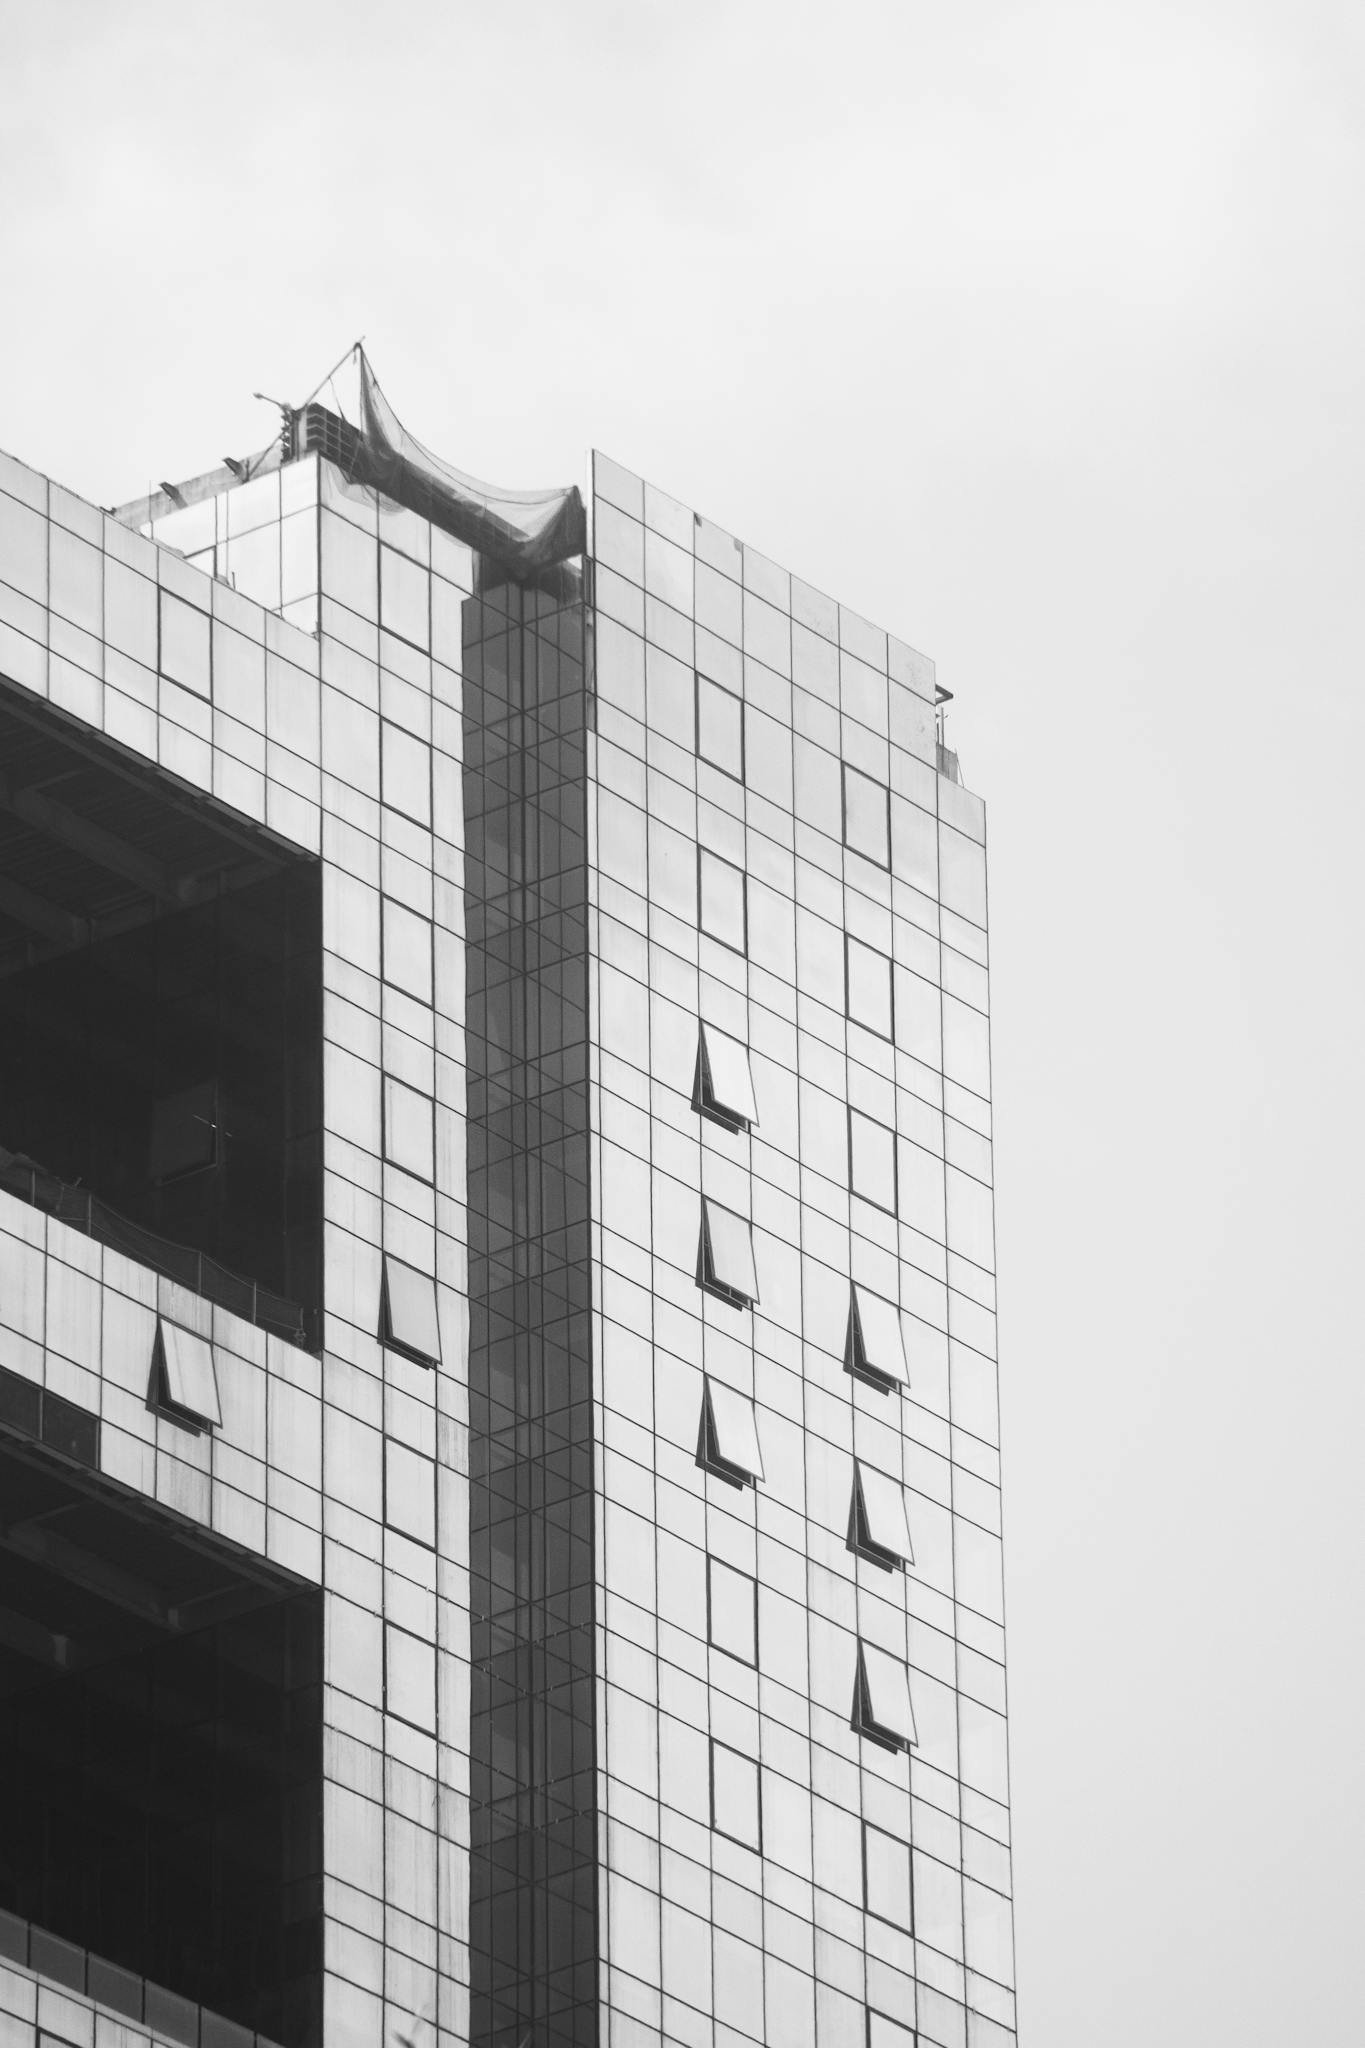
(710, 1739, 761, 1852)
(699, 1196, 760, 1304)
(700, 1378, 764, 1484)
(380, 1254, 441, 1365)
(697, 671, 744, 780)
(842, 762, 890, 867)
(850, 1106, 898, 1212)
(864, 1822, 913, 1931)
(853, 1460, 914, 1565)
(850, 1283, 911, 1388)
(855, 1640, 917, 1750)
(707, 1554, 758, 1665)
(697, 1020, 759, 1128)
(847, 932, 893, 1039)
(698, 845, 747, 952)
(159, 588, 210, 697)
(154, 1317, 220, 1428)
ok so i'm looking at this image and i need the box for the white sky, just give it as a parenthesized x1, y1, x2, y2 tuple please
(3, 2, 1363, 2040)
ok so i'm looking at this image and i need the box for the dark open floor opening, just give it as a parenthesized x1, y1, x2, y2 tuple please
(0, 681, 322, 1345)
(0, 1431, 322, 2047)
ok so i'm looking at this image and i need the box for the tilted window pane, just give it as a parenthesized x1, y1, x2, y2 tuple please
(849, 1108, 897, 1211)
(846, 933, 893, 1038)
(700, 1197, 759, 1303)
(154, 1318, 221, 1429)
(710, 1738, 761, 1851)
(855, 1640, 917, 1750)
(160, 589, 211, 699)
(854, 1461, 914, 1564)
(707, 1555, 757, 1665)
(842, 762, 890, 867)
(384, 1075, 435, 1182)
(850, 1283, 910, 1387)
(697, 672, 744, 781)
(864, 1822, 913, 1930)
(382, 897, 434, 1005)
(698, 1021, 759, 1127)
(381, 1256, 441, 1367)
(701, 1378, 764, 1483)
(698, 847, 747, 953)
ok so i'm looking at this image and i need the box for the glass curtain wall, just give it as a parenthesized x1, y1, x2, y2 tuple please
(464, 566, 598, 2048)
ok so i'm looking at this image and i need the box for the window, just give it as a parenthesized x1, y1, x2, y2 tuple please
(849, 1461, 914, 1569)
(697, 672, 744, 781)
(382, 897, 434, 1005)
(846, 933, 893, 1039)
(381, 720, 432, 826)
(842, 763, 890, 868)
(707, 1555, 758, 1665)
(867, 2012, 917, 2048)
(149, 1318, 220, 1431)
(710, 1739, 761, 1851)
(697, 1197, 760, 1307)
(385, 1621, 436, 1731)
(385, 1439, 436, 1547)
(846, 1283, 909, 1390)
(380, 1255, 441, 1367)
(159, 588, 211, 699)
(849, 1107, 897, 1212)
(698, 846, 747, 954)
(379, 544, 430, 651)
(693, 1021, 759, 1130)
(697, 1377, 764, 1488)
(863, 1822, 913, 1930)
(852, 1640, 917, 1753)
(383, 1075, 436, 1182)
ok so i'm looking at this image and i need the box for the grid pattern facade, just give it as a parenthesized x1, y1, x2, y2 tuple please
(0, 413, 1014, 2048)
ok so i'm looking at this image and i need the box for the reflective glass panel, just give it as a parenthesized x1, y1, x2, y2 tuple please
(697, 672, 744, 781)
(842, 762, 890, 866)
(700, 1197, 759, 1303)
(380, 543, 430, 649)
(707, 1555, 758, 1665)
(868, 2013, 916, 2048)
(384, 1075, 435, 1182)
(385, 1439, 436, 1547)
(849, 1108, 897, 1212)
(385, 1622, 436, 1731)
(850, 1284, 910, 1388)
(710, 1739, 761, 1851)
(160, 589, 211, 698)
(382, 898, 434, 1005)
(155, 1319, 220, 1428)
(864, 1822, 913, 1930)
(697, 1021, 759, 1128)
(846, 933, 893, 1039)
(381, 1256, 441, 1366)
(854, 1461, 914, 1564)
(698, 847, 747, 953)
(856, 1640, 917, 1749)
(701, 1378, 764, 1483)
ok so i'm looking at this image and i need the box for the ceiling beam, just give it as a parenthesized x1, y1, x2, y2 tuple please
(0, 774, 182, 905)
(0, 1602, 74, 1671)
(0, 870, 88, 948)
(0, 1515, 173, 1629)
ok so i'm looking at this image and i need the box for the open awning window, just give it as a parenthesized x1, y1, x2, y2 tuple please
(852, 1461, 914, 1567)
(695, 1022, 759, 1129)
(698, 1198, 760, 1306)
(152, 1318, 221, 1430)
(848, 1283, 909, 1389)
(854, 1640, 918, 1752)
(698, 1378, 764, 1487)
(381, 1256, 441, 1368)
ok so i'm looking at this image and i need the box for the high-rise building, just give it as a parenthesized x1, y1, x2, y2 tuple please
(0, 352, 1014, 2048)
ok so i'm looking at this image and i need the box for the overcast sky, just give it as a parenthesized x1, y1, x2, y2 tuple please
(3, 2, 1362, 2041)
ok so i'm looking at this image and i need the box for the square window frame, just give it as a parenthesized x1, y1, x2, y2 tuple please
(696, 669, 745, 784)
